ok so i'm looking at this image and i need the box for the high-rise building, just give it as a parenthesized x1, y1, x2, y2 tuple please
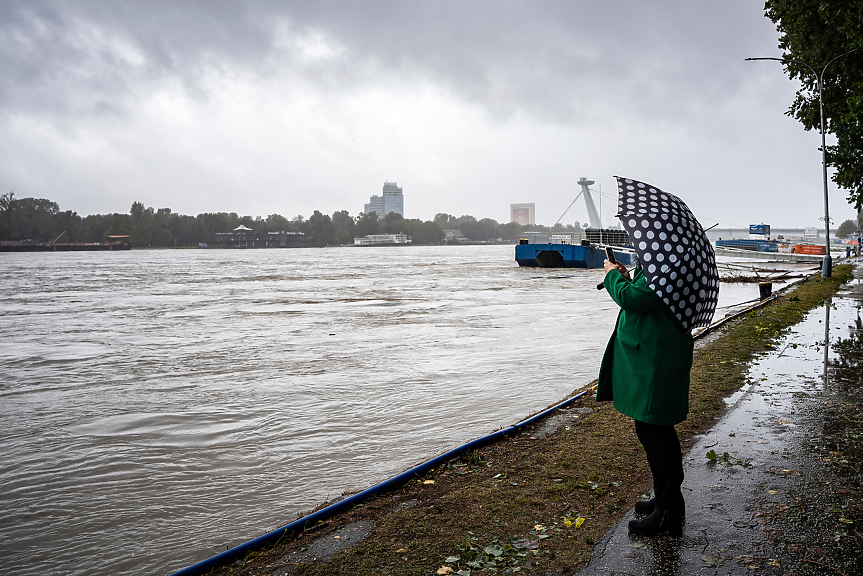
(510, 203, 535, 226)
(364, 181, 404, 219)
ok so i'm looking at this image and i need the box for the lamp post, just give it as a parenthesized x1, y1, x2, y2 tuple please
(746, 49, 856, 278)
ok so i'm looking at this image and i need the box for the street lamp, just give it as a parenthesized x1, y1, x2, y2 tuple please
(746, 49, 856, 278)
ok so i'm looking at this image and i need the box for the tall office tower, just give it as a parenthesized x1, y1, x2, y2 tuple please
(510, 203, 535, 226)
(364, 181, 405, 219)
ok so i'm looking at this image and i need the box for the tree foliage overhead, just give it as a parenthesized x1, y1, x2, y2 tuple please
(765, 0, 863, 209)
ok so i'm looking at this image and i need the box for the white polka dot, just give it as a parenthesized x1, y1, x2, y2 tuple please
(656, 253, 665, 262)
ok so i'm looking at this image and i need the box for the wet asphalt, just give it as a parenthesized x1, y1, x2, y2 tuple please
(576, 258, 863, 576)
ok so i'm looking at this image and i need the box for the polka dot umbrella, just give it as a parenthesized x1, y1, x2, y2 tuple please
(615, 176, 720, 332)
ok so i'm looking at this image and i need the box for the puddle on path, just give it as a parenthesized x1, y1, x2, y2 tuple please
(578, 264, 863, 576)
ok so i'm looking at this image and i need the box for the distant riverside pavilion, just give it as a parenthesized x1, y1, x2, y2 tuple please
(214, 225, 310, 248)
(364, 181, 405, 219)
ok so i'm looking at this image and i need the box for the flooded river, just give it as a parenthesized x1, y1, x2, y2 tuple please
(0, 245, 785, 575)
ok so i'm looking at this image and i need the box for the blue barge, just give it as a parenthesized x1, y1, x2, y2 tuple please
(515, 242, 634, 268)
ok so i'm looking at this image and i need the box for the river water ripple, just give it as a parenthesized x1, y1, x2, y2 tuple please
(0, 246, 766, 575)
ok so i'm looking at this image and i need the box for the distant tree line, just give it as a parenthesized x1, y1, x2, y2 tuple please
(0, 191, 587, 247)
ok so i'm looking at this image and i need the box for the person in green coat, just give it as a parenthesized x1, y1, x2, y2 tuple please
(597, 257, 694, 537)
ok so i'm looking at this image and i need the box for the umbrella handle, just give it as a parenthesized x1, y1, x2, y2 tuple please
(596, 282, 604, 290)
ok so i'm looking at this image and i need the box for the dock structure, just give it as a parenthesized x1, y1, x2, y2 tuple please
(213, 228, 312, 248)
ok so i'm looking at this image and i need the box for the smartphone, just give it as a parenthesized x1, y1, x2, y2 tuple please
(605, 246, 616, 263)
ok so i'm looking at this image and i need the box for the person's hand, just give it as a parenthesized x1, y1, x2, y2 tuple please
(603, 260, 631, 281)
(616, 263, 631, 281)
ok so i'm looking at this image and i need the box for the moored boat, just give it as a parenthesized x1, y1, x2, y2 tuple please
(515, 238, 634, 268)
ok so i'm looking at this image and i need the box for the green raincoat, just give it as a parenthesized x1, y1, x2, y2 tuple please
(597, 266, 694, 426)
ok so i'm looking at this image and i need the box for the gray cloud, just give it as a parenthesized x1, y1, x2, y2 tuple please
(0, 1, 781, 124)
(1, 0, 857, 227)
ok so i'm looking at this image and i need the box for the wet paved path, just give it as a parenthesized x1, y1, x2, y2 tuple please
(577, 260, 863, 576)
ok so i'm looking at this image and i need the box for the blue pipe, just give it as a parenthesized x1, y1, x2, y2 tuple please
(169, 387, 593, 576)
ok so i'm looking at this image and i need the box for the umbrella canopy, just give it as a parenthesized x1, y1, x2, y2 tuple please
(615, 176, 719, 331)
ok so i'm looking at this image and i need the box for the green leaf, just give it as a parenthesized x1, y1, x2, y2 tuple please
(483, 544, 504, 557)
(706, 449, 717, 461)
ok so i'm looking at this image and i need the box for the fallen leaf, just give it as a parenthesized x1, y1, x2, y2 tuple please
(768, 559, 780, 567)
(563, 519, 572, 527)
(534, 524, 546, 531)
(630, 541, 648, 549)
(768, 490, 778, 495)
(701, 554, 724, 567)
(437, 567, 453, 575)
(706, 449, 717, 461)
(396, 548, 408, 553)
(513, 538, 539, 550)
(483, 544, 504, 557)
(575, 516, 585, 528)
(839, 517, 854, 524)
(444, 555, 460, 562)
(333, 535, 340, 540)
(424, 480, 435, 485)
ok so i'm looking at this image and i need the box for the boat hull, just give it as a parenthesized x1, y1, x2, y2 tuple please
(0, 242, 131, 252)
(515, 243, 633, 268)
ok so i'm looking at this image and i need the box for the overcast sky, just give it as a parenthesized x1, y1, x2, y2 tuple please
(0, 1, 858, 228)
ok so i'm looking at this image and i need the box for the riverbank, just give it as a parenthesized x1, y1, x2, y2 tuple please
(203, 264, 855, 576)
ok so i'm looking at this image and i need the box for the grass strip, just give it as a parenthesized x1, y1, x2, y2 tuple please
(217, 265, 853, 576)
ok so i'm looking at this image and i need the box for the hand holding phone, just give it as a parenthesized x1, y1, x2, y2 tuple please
(605, 246, 616, 263)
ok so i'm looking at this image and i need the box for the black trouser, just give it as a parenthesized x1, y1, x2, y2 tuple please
(634, 420, 685, 515)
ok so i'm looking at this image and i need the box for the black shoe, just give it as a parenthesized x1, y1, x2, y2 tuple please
(634, 498, 656, 514)
(628, 508, 683, 537)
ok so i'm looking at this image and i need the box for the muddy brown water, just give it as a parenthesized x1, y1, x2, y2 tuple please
(0, 246, 787, 575)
